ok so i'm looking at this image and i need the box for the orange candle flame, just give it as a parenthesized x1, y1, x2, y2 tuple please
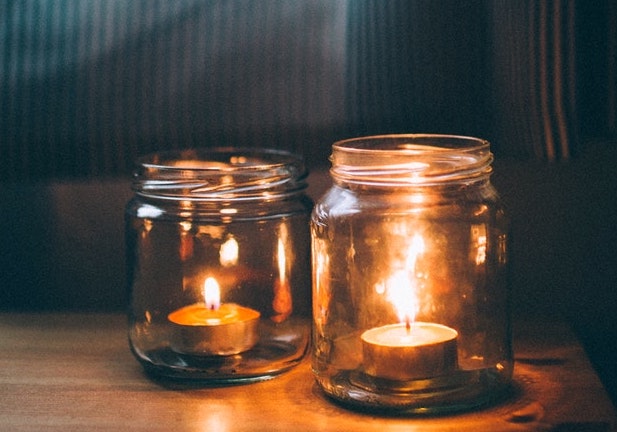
(204, 277, 221, 310)
(386, 233, 425, 326)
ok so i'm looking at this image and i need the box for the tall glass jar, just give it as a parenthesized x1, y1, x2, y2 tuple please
(311, 135, 511, 413)
(126, 148, 312, 383)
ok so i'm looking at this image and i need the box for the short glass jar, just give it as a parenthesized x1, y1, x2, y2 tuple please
(126, 148, 312, 383)
(311, 135, 511, 413)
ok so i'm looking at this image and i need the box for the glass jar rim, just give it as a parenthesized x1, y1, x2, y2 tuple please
(133, 147, 308, 201)
(330, 134, 493, 186)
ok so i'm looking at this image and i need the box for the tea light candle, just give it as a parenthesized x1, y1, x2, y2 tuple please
(168, 277, 260, 356)
(361, 234, 458, 381)
(362, 321, 458, 381)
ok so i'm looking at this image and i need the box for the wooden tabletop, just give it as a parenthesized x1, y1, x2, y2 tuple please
(0, 313, 614, 431)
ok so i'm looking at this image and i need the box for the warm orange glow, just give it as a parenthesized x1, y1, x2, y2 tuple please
(272, 225, 292, 323)
(277, 237, 286, 283)
(406, 234, 425, 269)
(471, 225, 488, 266)
(476, 235, 487, 265)
(204, 277, 221, 310)
(385, 234, 425, 324)
(219, 237, 239, 267)
(385, 270, 419, 324)
(313, 238, 331, 328)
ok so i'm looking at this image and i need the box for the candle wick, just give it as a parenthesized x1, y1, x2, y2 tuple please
(209, 303, 217, 311)
(405, 316, 411, 333)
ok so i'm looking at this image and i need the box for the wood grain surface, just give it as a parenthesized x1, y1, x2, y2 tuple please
(0, 313, 614, 431)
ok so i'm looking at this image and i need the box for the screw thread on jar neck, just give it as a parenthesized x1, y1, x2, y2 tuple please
(330, 134, 493, 188)
(133, 147, 308, 201)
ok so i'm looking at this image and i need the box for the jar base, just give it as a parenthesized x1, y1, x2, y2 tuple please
(135, 340, 305, 384)
(315, 366, 512, 415)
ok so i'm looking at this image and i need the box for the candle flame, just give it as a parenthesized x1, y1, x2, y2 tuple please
(385, 270, 419, 324)
(386, 234, 425, 324)
(204, 277, 221, 310)
(219, 236, 239, 267)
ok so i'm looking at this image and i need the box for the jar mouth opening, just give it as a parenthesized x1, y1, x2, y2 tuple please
(331, 134, 493, 186)
(138, 147, 300, 171)
(333, 134, 490, 153)
(133, 147, 308, 200)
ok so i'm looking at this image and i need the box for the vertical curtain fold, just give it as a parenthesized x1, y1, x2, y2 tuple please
(0, 1, 347, 180)
(489, 0, 580, 160)
(345, 0, 488, 139)
(1, 1, 615, 180)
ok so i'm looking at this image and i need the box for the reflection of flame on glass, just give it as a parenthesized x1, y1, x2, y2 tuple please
(179, 221, 194, 261)
(272, 225, 292, 322)
(406, 234, 425, 270)
(313, 239, 330, 328)
(476, 236, 487, 265)
(204, 277, 221, 310)
(472, 225, 487, 265)
(278, 237, 286, 283)
(384, 234, 425, 327)
(219, 236, 239, 267)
